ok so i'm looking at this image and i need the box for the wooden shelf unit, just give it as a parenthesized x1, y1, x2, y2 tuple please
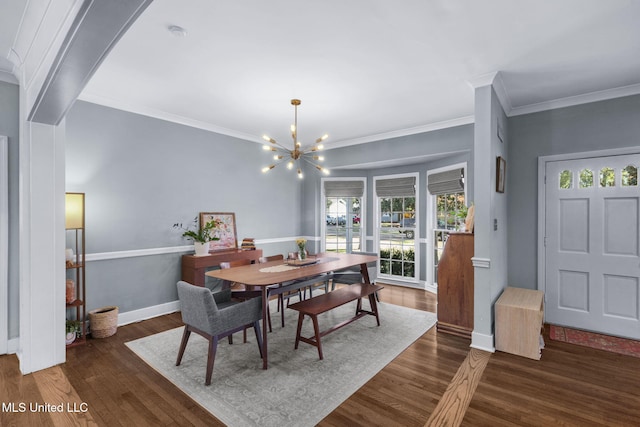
(65, 192, 87, 347)
(495, 287, 544, 360)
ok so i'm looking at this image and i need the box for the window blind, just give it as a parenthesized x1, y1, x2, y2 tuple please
(375, 176, 416, 197)
(324, 180, 365, 197)
(427, 168, 464, 195)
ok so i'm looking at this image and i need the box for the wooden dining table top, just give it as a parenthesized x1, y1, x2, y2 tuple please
(205, 252, 378, 287)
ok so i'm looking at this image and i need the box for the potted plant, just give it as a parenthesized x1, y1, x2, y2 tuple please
(66, 320, 79, 345)
(174, 216, 221, 256)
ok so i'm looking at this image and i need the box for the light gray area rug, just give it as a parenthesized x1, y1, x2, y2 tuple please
(126, 300, 436, 427)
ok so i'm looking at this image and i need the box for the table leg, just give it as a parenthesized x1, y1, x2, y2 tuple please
(262, 287, 269, 369)
(360, 262, 371, 284)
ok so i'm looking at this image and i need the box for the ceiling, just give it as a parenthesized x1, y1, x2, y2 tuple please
(3, 0, 640, 151)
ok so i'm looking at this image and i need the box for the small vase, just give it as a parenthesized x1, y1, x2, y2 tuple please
(193, 241, 210, 256)
(298, 248, 306, 260)
(65, 332, 76, 345)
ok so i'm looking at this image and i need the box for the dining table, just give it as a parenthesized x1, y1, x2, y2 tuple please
(205, 252, 379, 369)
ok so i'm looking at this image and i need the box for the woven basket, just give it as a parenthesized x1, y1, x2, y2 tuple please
(89, 306, 118, 338)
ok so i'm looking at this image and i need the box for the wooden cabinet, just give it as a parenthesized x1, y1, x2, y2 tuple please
(181, 249, 263, 286)
(436, 232, 474, 338)
(495, 287, 544, 360)
(65, 193, 86, 347)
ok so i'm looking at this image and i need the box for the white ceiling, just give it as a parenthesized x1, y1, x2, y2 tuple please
(4, 1, 640, 150)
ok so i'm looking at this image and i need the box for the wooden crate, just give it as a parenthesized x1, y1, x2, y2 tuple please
(495, 287, 544, 360)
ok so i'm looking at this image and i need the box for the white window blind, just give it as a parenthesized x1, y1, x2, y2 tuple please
(427, 168, 464, 195)
(324, 180, 365, 197)
(375, 176, 416, 197)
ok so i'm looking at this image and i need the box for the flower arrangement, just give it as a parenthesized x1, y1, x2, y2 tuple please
(296, 238, 307, 260)
(173, 216, 221, 243)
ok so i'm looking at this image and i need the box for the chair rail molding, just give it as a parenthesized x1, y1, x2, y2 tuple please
(471, 257, 491, 269)
(85, 237, 320, 262)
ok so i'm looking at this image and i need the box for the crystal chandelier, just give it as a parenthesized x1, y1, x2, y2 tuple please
(261, 99, 329, 179)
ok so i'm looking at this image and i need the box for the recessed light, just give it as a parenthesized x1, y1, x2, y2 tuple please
(168, 25, 187, 37)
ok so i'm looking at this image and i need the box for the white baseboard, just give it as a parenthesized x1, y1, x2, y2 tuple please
(5, 302, 181, 354)
(7, 337, 19, 354)
(116, 300, 181, 327)
(470, 331, 495, 353)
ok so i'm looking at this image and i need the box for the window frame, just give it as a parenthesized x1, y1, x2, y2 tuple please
(426, 162, 467, 290)
(374, 172, 420, 285)
(320, 177, 367, 254)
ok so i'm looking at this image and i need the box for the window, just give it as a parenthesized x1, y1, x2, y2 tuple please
(579, 169, 594, 188)
(622, 165, 638, 187)
(322, 179, 364, 253)
(375, 175, 418, 281)
(599, 167, 615, 187)
(559, 170, 572, 189)
(428, 166, 466, 286)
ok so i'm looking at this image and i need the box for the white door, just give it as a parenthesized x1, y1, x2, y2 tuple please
(545, 154, 640, 339)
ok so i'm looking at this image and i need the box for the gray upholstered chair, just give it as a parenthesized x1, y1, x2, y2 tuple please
(329, 251, 379, 297)
(175, 281, 263, 385)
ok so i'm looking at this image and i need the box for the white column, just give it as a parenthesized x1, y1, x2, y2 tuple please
(18, 107, 66, 373)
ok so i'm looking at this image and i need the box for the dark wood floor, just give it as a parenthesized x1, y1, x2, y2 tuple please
(1, 284, 639, 426)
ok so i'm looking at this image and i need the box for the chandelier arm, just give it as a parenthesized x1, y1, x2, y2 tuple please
(300, 156, 328, 170)
(270, 141, 291, 152)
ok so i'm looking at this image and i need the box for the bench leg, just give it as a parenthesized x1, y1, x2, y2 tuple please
(369, 293, 381, 326)
(294, 313, 304, 350)
(311, 315, 323, 360)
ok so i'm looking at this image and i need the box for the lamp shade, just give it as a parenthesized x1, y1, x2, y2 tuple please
(65, 193, 84, 229)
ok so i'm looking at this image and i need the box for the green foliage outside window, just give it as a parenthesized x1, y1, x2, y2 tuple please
(379, 248, 415, 277)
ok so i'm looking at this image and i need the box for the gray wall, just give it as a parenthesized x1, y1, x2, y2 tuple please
(66, 101, 302, 313)
(507, 94, 640, 290)
(0, 81, 19, 339)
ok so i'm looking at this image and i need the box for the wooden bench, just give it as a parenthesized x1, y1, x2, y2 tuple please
(288, 282, 384, 360)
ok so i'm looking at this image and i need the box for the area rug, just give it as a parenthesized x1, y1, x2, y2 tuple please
(126, 301, 436, 427)
(549, 325, 640, 358)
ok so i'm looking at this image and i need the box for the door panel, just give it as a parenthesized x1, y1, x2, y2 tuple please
(545, 154, 640, 339)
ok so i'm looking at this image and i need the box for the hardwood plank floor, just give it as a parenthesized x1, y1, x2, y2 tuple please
(1, 284, 639, 426)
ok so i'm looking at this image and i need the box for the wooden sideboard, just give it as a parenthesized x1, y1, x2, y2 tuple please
(181, 249, 263, 286)
(436, 232, 474, 338)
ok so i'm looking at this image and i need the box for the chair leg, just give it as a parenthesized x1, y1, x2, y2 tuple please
(253, 321, 263, 359)
(267, 302, 273, 333)
(278, 294, 284, 328)
(243, 328, 247, 343)
(228, 334, 233, 345)
(205, 335, 218, 386)
(176, 326, 191, 366)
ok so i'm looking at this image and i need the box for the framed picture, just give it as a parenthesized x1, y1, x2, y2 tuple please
(199, 212, 238, 251)
(496, 156, 506, 193)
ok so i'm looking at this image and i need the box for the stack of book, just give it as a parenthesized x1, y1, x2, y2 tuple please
(241, 238, 256, 250)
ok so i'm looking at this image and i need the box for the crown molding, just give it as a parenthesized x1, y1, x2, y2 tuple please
(77, 92, 264, 143)
(509, 83, 640, 117)
(466, 71, 512, 116)
(326, 115, 475, 149)
(79, 78, 640, 147)
(466, 71, 499, 89)
(0, 70, 18, 84)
